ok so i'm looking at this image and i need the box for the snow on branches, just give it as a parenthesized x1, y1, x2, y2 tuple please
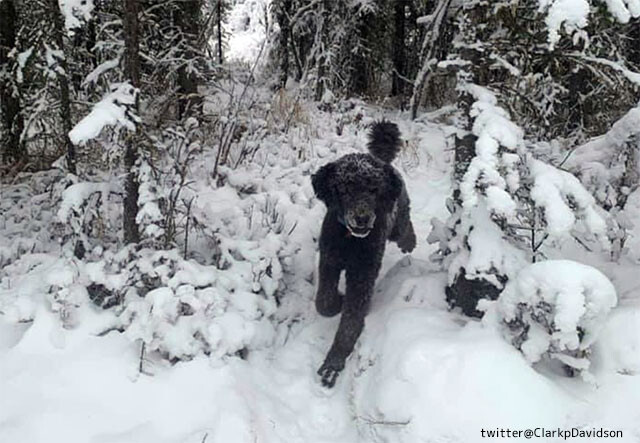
(69, 83, 139, 145)
(109, 247, 279, 361)
(459, 85, 607, 248)
(496, 260, 617, 379)
(58, 0, 95, 32)
(538, 0, 640, 49)
(564, 103, 640, 176)
(529, 158, 607, 238)
(431, 84, 609, 317)
(460, 85, 523, 219)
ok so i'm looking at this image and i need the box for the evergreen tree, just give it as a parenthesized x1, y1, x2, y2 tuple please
(431, 0, 639, 317)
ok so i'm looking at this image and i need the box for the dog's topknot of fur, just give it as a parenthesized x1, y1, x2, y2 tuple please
(367, 120, 402, 164)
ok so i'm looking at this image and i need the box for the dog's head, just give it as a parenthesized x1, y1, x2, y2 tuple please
(311, 154, 402, 238)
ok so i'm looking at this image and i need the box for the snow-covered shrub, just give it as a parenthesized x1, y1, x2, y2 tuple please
(430, 85, 609, 316)
(135, 118, 205, 246)
(56, 178, 122, 252)
(0, 138, 315, 363)
(76, 155, 307, 359)
(86, 247, 279, 361)
(80, 144, 318, 361)
(0, 250, 89, 330)
(0, 170, 65, 267)
(496, 260, 617, 379)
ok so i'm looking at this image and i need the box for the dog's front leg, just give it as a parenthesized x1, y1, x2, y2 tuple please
(397, 220, 417, 253)
(317, 266, 376, 388)
(315, 251, 344, 318)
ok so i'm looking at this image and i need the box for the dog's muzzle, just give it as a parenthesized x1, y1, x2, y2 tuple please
(345, 213, 375, 238)
(347, 224, 372, 238)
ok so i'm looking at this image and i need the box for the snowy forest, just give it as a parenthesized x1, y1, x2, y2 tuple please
(1, 0, 640, 441)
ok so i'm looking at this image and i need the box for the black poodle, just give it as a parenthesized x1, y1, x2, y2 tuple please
(311, 121, 416, 387)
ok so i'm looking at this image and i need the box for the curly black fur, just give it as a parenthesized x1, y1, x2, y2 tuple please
(311, 121, 416, 388)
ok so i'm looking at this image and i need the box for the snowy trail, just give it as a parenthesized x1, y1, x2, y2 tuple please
(203, 122, 456, 443)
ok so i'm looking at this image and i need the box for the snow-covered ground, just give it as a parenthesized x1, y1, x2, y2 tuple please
(4, 3, 640, 442)
(3, 103, 640, 442)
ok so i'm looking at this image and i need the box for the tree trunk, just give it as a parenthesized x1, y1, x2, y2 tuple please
(123, 0, 141, 244)
(0, 0, 26, 165)
(274, 0, 292, 88)
(49, 0, 77, 174)
(409, 0, 452, 120)
(217, 0, 223, 64)
(314, 0, 331, 102)
(391, 0, 407, 96)
(176, 0, 202, 118)
(350, 9, 372, 97)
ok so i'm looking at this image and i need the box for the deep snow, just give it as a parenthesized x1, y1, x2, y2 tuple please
(3, 108, 640, 443)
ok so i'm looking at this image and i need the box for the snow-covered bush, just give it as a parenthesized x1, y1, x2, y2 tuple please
(86, 247, 278, 361)
(495, 260, 617, 379)
(1, 117, 315, 367)
(135, 117, 205, 246)
(56, 178, 122, 253)
(430, 85, 609, 316)
(0, 170, 65, 267)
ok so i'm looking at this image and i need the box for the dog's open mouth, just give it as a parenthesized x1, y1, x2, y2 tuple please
(347, 225, 372, 238)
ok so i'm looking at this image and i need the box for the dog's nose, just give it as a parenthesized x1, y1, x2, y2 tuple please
(355, 214, 370, 226)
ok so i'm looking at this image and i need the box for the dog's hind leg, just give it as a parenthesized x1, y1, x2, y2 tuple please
(315, 253, 344, 317)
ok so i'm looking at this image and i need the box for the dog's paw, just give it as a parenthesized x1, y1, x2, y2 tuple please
(317, 357, 345, 388)
(398, 232, 416, 253)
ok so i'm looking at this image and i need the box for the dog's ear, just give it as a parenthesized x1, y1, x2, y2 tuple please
(382, 164, 402, 206)
(312, 162, 337, 206)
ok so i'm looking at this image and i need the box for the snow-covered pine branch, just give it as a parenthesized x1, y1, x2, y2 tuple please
(564, 103, 640, 170)
(68, 83, 139, 145)
(460, 85, 607, 245)
(559, 102, 640, 258)
(529, 156, 608, 238)
(460, 85, 523, 219)
(538, 0, 640, 49)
